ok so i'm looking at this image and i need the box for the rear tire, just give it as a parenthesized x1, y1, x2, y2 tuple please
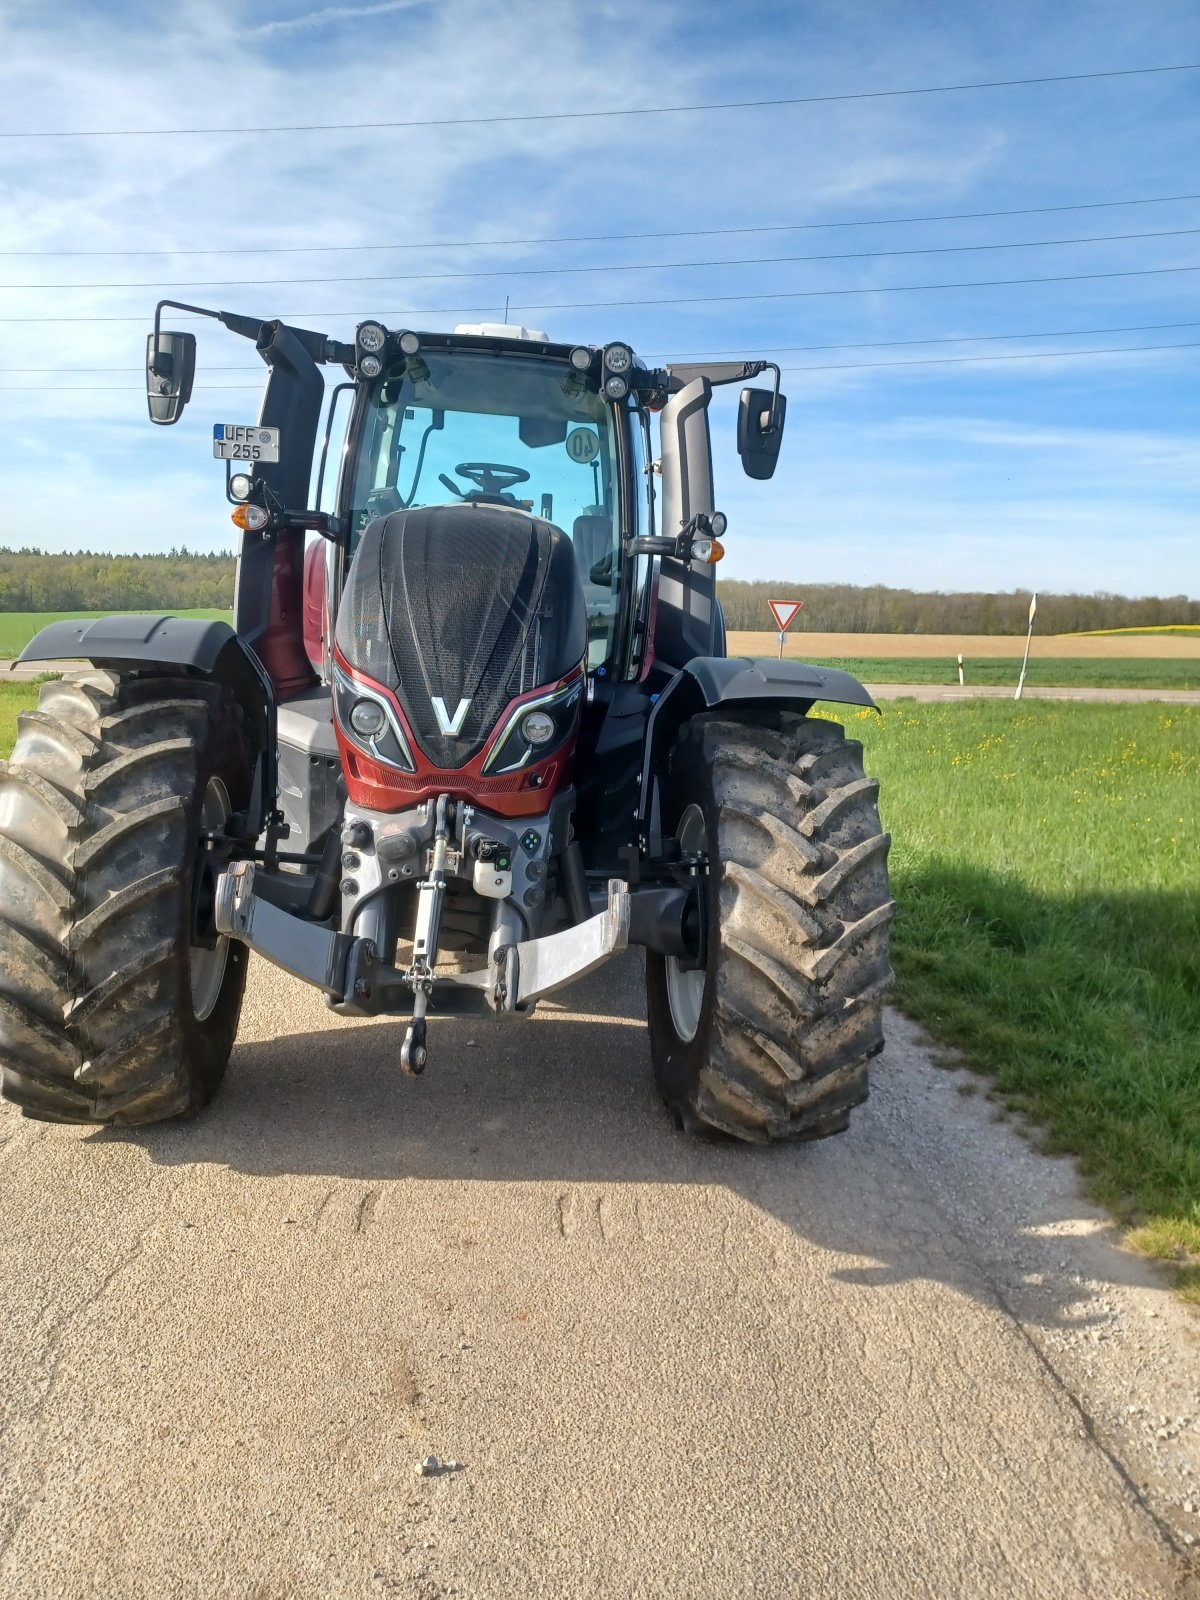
(0, 669, 253, 1124)
(646, 710, 894, 1143)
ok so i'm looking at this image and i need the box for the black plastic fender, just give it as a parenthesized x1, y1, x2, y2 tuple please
(19, 614, 276, 835)
(637, 655, 876, 832)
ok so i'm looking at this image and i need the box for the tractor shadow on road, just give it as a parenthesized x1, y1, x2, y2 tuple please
(96, 954, 1154, 1332)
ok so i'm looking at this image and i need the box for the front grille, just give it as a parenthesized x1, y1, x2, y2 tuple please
(338, 505, 557, 768)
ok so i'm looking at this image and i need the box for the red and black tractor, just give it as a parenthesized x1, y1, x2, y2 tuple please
(0, 306, 893, 1140)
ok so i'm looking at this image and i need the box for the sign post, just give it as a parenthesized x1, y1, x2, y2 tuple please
(1014, 593, 1038, 700)
(767, 599, 803, 660)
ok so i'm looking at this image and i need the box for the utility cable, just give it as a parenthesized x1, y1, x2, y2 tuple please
(1, 62, 1196, 139)
(6, 226, 1198, 293)
(0, 340, 1192, 391)
(0, 263, 1196, 324)
(1, 341, 1196, 392)
(3, 191, 1197, 258)
(6, 321, 1200, 375)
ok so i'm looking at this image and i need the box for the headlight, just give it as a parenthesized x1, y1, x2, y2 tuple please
(350, 699, 387, 737)
(228, 472, 253, 502)
(604, 343, 633, 374)
(358, 353, 383, 379)
(398, 330, 421, 355)
(332, 662, 416, 772)
(570, 345, 593, 371)
(520, 710, 556, 746)
(604, 374, 629, 401)
(483, 679, 582, 774)
(357, 321, 387, 353)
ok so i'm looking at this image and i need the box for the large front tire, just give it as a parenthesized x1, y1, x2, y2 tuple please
(646, 710, 894, 1143)
(0, 670, 253, 1124)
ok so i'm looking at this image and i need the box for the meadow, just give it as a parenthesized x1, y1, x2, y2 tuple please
(850, 699, 1199, 1293)
(0, 608, 231, 660)
(727, 628, 1200, 660)
(798, 657, 1200, 690)
(0, 683, 1195, 1290)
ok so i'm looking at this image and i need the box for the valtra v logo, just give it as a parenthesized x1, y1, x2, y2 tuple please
(431, 696, 471, 735)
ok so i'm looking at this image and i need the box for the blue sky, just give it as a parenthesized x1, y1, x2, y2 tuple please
(0, 0, 1197, 597)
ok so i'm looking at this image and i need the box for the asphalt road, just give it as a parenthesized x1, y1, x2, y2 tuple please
(2, 957, 1198, 1600)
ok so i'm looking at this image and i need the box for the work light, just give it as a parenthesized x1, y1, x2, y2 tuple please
(356, 322, 387, 353)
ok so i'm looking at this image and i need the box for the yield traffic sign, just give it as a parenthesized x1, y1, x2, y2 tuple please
(768, 599, 803, 632)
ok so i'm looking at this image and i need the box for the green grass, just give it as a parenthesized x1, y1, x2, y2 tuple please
(0, 608, 231, 660)
(806, 656, 1200, 689)
(846, 700, 1200, 1287)
(0, 683, 35, 758)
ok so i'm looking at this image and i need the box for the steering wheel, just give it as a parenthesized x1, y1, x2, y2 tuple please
(450, 461, 531, 497)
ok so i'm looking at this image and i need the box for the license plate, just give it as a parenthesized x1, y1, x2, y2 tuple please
(213, 424, 280, 463)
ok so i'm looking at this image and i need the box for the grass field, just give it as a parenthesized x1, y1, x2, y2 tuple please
(850, 699, 1199, 1296)
(0, 684, 1195, 1292)
(728, 629, 1200, 660)
(801, 657, 1200, 690)
(0, 608, 231, 660)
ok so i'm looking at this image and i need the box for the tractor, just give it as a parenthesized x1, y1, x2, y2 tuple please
(0, 305, 893, 1140)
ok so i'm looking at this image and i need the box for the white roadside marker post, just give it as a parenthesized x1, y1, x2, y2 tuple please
(1014, 592, 1038, 700)
(768, 598, 803, 661)
(957, 652, 964, 687)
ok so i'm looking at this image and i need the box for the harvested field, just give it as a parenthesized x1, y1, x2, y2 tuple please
(727, 629, 1200, 659)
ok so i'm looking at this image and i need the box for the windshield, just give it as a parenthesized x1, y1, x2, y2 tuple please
(348, 349, 622, 667)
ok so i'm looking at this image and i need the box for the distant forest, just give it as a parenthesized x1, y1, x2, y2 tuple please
(0, 549, 1196, 634)
(0, 549, 234, 612)
(717, 580, 1200, 636)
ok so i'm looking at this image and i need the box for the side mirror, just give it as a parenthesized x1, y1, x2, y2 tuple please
(146, 330, 196, 425)
(737, 386, 787, 480)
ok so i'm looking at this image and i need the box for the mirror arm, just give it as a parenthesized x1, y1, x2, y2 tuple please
(759, 363, 782, 434)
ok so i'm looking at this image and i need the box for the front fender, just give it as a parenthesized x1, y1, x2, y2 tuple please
(637, 655, 876, 831)
(19, 613, 276, 835)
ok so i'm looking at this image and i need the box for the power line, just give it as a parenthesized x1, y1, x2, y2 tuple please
(780, 341, 1200, 374)
(1, 262, 1195, 325)
(4, 191, 1198, 258)
(2, 341, 1194, 393)
(7, 321, 1200, 376)
(663, 320, 1200, 359)
(2, 62, 1196, 140)
(8, 226, 1197, 293)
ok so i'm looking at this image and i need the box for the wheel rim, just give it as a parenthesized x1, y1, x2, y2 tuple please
(189, 777, 231, 1023)
(665, 803, 707, 1043)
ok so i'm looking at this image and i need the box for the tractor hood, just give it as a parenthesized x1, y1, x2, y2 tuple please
(335, 504, 587, 769)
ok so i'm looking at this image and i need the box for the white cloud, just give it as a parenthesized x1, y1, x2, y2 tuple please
(249, 2, 428, 39)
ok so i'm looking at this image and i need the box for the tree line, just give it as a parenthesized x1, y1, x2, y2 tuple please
(717, 580, 1200, 636)
(0, 549, 1195, 635)
(0, 549, 234, 612)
